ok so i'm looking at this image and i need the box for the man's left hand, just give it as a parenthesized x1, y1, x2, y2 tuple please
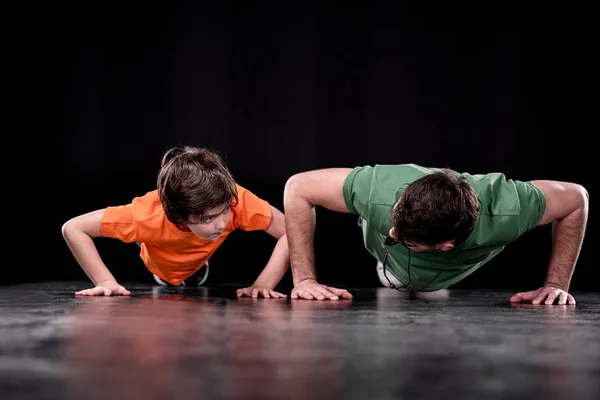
(510, 286, 576, 305)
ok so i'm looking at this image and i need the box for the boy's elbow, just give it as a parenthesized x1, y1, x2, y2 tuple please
(61, 219, 73, 239)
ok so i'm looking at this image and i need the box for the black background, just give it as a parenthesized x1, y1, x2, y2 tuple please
(14, 2, 596, 292)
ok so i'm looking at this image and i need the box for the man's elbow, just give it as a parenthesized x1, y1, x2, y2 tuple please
(573, 183, 589, 210)
(284, 173, 307, 202)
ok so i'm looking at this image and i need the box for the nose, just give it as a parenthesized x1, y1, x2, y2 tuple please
(215, 214, 228, 230)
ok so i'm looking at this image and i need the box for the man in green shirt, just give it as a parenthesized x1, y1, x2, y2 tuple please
(283, 164, 589, 305)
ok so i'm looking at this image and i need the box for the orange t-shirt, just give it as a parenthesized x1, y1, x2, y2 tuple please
(100, 184, 272, 285)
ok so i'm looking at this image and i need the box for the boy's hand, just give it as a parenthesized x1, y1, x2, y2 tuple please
(75, 280, 131, 296)
(236, 286, 287, 299)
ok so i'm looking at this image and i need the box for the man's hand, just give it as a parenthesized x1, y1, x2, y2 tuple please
(290, 279, 353, 301)
(510, 286, 576, 305)
(75, 280, 131, 296)
(236, 286, 287, 299)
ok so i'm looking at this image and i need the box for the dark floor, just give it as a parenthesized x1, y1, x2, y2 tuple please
(1, 282, 599, 400)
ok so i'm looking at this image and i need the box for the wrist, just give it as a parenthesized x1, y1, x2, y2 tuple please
(95, 278, 117, 286)
(544, 280, 566, 291)
(295, 277, 317, 286)
(252, 280, 274, 289)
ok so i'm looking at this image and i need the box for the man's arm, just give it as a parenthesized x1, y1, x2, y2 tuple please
(236, 206, 289, 298)
(62, 209, 131, 296)
(283, 168, 355, 300)
(510, 180, 589, 305)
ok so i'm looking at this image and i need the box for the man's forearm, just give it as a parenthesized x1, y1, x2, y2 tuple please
(545, 203, 588, 291)
(253, 235, 290, 289)
(284, 195, 318, 286)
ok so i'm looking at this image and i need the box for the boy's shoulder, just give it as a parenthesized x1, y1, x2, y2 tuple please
(129, 190, 168, 223)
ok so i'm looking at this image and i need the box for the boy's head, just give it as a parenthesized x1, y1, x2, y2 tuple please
(157, 146, 238, 238)
(389, 169, 479, 252)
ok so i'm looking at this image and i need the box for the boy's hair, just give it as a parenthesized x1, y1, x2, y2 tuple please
(157, 146, 238, 225)
(391, 169, 479, 246)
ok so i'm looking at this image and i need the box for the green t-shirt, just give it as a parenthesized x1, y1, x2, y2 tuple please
(342, 164, 546, 291)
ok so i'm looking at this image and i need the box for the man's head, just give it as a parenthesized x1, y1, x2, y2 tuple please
(157, 146, 238, 240)
(389, 169, 479, 252)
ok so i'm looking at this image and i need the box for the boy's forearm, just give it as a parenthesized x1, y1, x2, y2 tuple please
(64, 231, 118, 285)
(252, 235, 290, 289)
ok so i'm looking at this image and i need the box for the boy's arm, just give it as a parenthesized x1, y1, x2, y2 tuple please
(283, 168, 355, 301)
(237, 206, 289, 298)
(510, 180, 589, 305)
(61, 209, 131, 296)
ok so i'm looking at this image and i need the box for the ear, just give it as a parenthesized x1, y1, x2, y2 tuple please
(388, 227, 398, 240)
(438, 241, 455, 251)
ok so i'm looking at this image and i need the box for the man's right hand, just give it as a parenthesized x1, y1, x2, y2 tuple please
(75, 280, 131, 296)
(290, 279, 353, 301)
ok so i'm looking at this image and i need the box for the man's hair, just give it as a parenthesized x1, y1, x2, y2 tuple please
(392, 169, 479, 246)
(157, 146, 238, 225)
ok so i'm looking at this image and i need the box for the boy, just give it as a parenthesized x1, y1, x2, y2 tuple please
(62, 146, 289, 298)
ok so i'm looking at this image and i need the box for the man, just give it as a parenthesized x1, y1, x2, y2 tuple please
(283, 164, 589, 304)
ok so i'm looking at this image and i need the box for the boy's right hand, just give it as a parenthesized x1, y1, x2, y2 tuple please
(75, 280, 131, 296)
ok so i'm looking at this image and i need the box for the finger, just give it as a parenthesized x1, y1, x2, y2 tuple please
(567, 294, 576, 305)
(314, 287, 338, 300)
(268, 290, 279, 299)
(236, 289, 243, 297)
(299, 290, 314, 300)
(272, 291, 287, 298)
(532, 288, 551, 304)
(262, 289, 270, 298)
(558, 291, 571, 305)
(76, 288, 100, 296)
(510, 291, 535, 303)
(307, 288, 326, 300)
(290, 290, 299, 299)
(103, 288, 113, 297)
(325, 286, 353, 299)
(544, 289, 561, 305)
(117, 287, 131, 296)
(509, 293, 523, 303)
(252, 289, 259, 298)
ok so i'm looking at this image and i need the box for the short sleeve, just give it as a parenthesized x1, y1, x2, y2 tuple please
(514, 180, 547, 237)
(342, 166, 374, 217)
(101, 204, 139, 243)
(231, 185, 272, 231)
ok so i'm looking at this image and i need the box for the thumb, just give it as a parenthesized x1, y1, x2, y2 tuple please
(510, 291, 535, 303)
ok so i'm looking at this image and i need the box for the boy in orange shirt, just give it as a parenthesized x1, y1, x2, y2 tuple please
(62, 146, 289, 298)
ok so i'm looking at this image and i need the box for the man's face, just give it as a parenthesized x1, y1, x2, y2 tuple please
(185, 206, 231, 241)
(388, 228, 454, 253)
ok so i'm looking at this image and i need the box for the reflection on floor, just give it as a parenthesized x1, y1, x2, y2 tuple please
(1, 282, 599, 400)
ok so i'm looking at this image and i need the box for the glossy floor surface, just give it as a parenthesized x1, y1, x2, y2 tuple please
(1, 282, 599, 400)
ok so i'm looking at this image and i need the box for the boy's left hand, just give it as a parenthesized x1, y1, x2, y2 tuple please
(236, 286, 287, 299)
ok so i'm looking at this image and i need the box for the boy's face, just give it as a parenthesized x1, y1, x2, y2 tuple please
(185, 206, 231, 241)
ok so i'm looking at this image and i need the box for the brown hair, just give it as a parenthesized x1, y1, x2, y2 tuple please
(157, 146, 238, 225)
(392, 169, 479, 246)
